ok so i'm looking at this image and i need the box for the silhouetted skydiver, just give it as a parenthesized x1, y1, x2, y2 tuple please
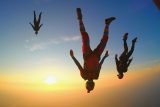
(70, 8, 115, 93)
(115, 33, 137, 79)
(30, 11, 43, 35)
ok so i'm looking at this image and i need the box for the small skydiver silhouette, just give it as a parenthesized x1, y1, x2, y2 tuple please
(30, 11, 43, 35)
(115, 33, 137, 79)
(70, 8, 115, 93)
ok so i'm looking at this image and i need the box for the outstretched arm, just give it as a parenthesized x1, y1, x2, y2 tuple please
(30, 23, 35, 30)
(100, 50, 109, 66)
(40, 24, 43, 28)
(70, 49, 84, 72)
(38, 24, 43, 30)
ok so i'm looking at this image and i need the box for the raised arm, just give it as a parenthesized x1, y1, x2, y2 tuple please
(70, 49, 84, 72)
(29, 22, 35, 30)
(38, 24, 43, 30)
(100, 50, 109, 66)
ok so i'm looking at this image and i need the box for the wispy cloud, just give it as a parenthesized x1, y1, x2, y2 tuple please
(61, 36, 81, 42)
(25, 40, 29, 43)
(29, 39, 59, 51)
(26, 36, 80, 52)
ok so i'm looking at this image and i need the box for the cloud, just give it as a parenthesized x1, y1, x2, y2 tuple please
(61, 36, 81, 42)
(25, 40, 29, 43)
(27, 36, 80, 52)
(29, 39, 59, 51)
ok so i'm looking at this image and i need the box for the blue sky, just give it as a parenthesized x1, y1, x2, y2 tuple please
(0, 0, 160, 74)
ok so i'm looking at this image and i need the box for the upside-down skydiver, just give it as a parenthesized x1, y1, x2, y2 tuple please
(115, 33, 137, 79)
(70, 8, 115, 93)
(30, 11, 43, 35)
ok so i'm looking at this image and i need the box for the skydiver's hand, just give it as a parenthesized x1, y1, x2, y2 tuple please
(70, 49, 74, 57)
(105, 50, 109, 57)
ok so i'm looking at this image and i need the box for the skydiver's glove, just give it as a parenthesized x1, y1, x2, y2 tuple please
(105, 50, 109, 57)
(70, 49, 74, 58)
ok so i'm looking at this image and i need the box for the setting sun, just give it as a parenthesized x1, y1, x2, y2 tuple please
(45, 76, 57, 85)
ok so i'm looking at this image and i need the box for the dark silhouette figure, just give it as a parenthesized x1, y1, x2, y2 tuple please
(30, 11, 43, 35)
(70, 8, 115, 93)
(115, 33, 137, 79)
(153, 0, 160, 10)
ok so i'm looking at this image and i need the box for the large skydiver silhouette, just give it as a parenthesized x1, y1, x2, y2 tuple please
(70, 8, 115, 93)
(115, 33, 137, 79)
(30, 11, 43, 35)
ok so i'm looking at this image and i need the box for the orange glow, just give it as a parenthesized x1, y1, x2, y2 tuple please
(0, 64, 159, 107)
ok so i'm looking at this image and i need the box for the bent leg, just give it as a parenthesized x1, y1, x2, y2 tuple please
(93, 27, 108, 60)
(123, 33, 128, 53)
(119, 33, 128, 60)
(38, 12, 42, 25)
(34, 11, 36, 24)
(127, 37, 137, 58)
(94, 17, 115, 60)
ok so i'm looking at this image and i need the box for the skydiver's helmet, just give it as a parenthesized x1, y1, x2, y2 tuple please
(117, 73, 124, 79)
(86, 80, 95, 93)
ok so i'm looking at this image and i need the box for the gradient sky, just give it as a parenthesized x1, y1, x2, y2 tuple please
(0, 0, 160, 107)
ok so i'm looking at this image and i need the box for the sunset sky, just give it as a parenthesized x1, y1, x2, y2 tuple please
(0, 0, 160, 107)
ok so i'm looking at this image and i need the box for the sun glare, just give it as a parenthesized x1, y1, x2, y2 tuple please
(45, 76, 57, 85)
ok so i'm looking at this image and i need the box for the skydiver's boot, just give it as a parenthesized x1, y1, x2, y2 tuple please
(105, 17, 116, 25)
(77, 8, 82, 20)
(123, 33, 128, 41)
(132, 37, 137, 44)
(103, 17, 116, 35)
